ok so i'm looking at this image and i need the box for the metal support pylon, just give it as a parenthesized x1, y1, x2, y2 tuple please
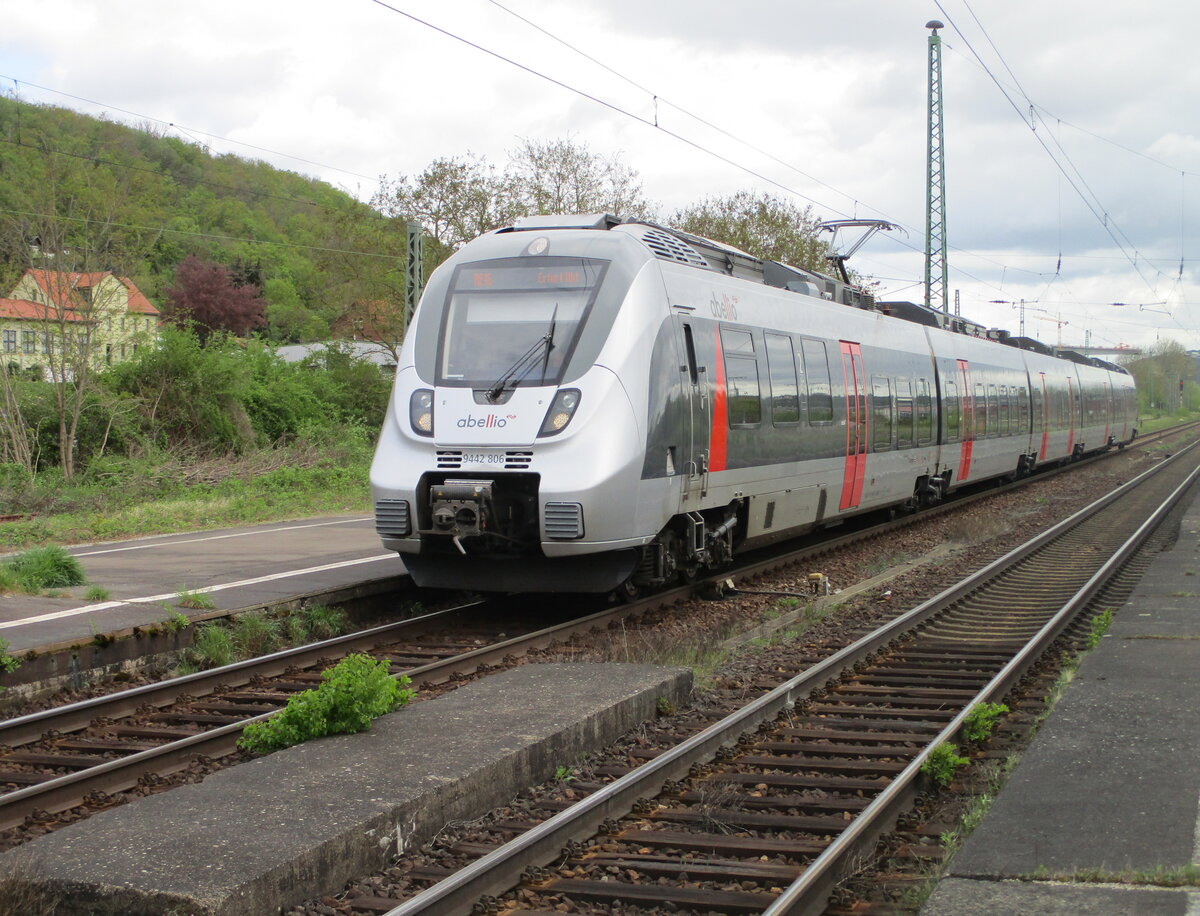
(405, 221, 424, 331)
(924, 20, 949, 313)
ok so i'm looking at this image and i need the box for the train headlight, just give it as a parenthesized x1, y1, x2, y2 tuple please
(409, 388, 434, 437)
(538, 388, 581, 437)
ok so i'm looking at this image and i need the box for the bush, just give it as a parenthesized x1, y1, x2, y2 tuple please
(921, 741, 969, 787)
(963, 702, 1009, 743)
(238, 653, 413, 753)
(4, 546, 86, 591)
(0, 636, 20, 674)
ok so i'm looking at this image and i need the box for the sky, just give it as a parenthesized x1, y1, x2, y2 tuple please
(3, 0, 1198, 353)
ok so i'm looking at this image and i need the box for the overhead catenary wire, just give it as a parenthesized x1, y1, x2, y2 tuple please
(940, 2, 1193, 327)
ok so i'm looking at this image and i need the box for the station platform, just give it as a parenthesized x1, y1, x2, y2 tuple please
(0, 662, 692, 916)
(922, 487, 1200, 914)
(0, 515, 407, 655)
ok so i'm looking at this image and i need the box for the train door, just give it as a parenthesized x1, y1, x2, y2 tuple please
(957, 359, 974, 481)
(1037, 372, 1049, 459)
(677, 320, 708, 502)
(1102, 379, 1111, 445)
(839, 341, 867, 509)
(1066, 376, 1076, 455)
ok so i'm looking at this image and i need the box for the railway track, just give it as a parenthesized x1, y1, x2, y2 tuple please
(366, 436, 1200, 916)
(0, 423, 1192, 843)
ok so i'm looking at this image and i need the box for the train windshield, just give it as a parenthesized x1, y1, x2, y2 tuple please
(437, 257, 609, 388)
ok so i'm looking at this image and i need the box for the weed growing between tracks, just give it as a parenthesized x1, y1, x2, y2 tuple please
(238, 653, 414, 753)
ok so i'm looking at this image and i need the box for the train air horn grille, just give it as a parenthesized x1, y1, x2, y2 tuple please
(374, 499, 411, 537)
(544, 502, 584, 539)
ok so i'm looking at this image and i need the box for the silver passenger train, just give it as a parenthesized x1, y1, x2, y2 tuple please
(371, 214, 1137, 593)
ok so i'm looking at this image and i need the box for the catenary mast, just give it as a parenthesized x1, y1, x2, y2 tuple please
(924, 20, 949, 313)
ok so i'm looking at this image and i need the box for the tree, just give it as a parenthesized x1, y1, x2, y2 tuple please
(508, 137, 654, 220)
(671, 191, 834, 275)
(371, 154, 523, 256)
(373, 140, 656, 270)
(1122, 339, 1197, 414)
(163, 255, 266, 344)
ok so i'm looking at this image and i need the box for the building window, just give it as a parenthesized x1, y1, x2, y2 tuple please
(2, 329, 15, 353)
(21, 331, 36, 354)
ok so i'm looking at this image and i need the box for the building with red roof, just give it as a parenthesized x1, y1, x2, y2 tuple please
(1, 269, 160, 373)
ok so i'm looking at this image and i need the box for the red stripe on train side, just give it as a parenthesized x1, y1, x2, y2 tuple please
(710, 330, 728, 472)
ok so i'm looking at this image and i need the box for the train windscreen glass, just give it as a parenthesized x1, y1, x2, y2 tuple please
(437, 257, 608, 388)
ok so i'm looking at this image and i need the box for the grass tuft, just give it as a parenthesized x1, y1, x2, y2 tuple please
(231, 611, 281, 658)
(188, 623, 234, 669)
(3, 546, 86, 592)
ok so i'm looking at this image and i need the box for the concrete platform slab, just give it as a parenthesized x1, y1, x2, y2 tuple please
(0, 515, 407, 654)
(0, 662, 692, 916)
(921, 877, 1192, 915)
(948, 598, 1200, 877)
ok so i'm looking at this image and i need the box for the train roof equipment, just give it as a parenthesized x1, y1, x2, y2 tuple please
(494, 213, 1127, 374)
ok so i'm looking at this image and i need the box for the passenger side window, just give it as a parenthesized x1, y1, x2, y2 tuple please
(800, 337, 833, 423)
(974, 383, 988, 438)
(872, 376, 893, 451)
(916, 378, 933, 444)
(764, 333, 800, 425)
(896, 378, 914, 448)
(944, 379, 960, 441)
(721, 328, 761, 427)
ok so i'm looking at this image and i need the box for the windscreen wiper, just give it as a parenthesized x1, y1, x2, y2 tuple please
(485, 306, 558, 402)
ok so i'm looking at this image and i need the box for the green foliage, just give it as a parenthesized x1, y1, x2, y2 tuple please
(164, 610, 191, 632)
(175, 589, 216, 610)
(671, 191, 835, 276)
(1086, 608, 1115, 649)
(3, 546, 86, 591)
(0, 636, 20, 674)
(921, 742, 969, 787)
(231, 611, 281, 658)
(554, 765, 573, 781)
(1122, 340, 1195, 415)
(286, 616, 309, 646)
(963, 702, 1009, 743)
(188, 623, 234, 669)
(84, 585, 111, 601)
(302, 605, 348, 640)
(238, 653, 413, 753)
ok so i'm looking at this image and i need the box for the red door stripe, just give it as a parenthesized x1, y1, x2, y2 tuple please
(709, 330, 728, 472)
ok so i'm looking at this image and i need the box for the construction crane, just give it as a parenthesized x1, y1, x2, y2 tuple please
(1031, 313, 1069, 348)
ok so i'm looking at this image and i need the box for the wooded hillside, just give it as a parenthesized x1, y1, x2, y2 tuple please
(0, 96, 405, 344)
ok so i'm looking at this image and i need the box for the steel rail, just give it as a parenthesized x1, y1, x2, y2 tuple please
(380, 439, 1199, 916)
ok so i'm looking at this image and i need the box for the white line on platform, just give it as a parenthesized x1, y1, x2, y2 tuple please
(73, 517, 372, 557)
(0, 554, 397, 631)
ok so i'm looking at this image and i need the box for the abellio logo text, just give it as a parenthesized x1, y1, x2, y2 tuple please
(458, 414, 514, 428)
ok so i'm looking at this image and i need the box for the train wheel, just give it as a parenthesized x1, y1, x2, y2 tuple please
(614, 577, 641, 603)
